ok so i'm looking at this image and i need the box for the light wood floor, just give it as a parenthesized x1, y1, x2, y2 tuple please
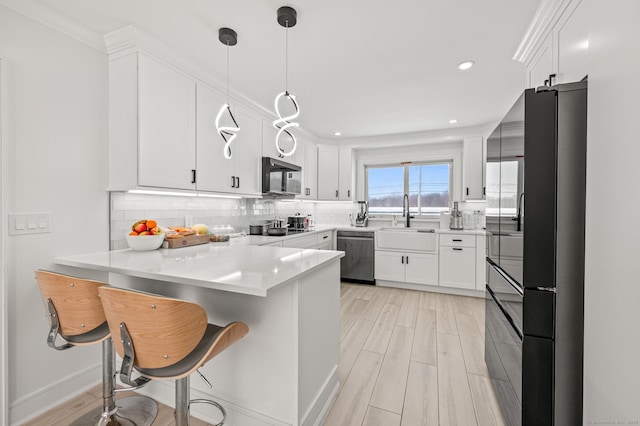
(325, 283, 506, 426)
(23, 283, 505, 426)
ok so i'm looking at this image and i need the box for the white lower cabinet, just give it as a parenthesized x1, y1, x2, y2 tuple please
(439, 234, 477, 290)
(375, 251, 438, 286)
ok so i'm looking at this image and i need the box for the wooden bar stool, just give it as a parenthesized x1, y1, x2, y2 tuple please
(35, 270, 158, 425)
(98, 286, 249, 426)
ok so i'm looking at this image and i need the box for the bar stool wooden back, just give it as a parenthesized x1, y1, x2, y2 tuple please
(35, 270, 158, 426)
(98, 286, 249, 426)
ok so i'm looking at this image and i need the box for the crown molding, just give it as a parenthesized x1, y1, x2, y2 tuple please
(513, 0, 573, 64)
(0, 0, 105, 52)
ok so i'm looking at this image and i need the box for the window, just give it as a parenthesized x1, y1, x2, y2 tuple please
(366, 162, 452, 215)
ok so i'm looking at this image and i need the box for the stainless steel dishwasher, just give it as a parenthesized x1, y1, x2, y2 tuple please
(336, 230, 375, 284)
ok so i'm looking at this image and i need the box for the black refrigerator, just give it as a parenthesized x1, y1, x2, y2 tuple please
(484, 80, 587, 426)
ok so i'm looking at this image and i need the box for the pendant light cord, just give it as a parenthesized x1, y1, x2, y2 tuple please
(226, 41, 230, 104)
(285, 21, 289, 94)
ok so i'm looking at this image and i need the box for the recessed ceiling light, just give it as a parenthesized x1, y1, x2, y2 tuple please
(334, 131, 342, 136)
(449, 119, 458, 124)
(457, 60, 474, 70)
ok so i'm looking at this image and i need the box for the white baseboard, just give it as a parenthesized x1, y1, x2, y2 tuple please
(376, 280, 484, 298)
(11, 363, 101, 425)
(300, 365, 338, 426)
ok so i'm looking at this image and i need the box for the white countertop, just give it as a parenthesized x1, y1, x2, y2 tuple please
(56, 244, 343, 297)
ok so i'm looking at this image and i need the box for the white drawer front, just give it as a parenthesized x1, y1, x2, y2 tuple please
(440, 234, 476, 248)
(316, 231, 333, 246)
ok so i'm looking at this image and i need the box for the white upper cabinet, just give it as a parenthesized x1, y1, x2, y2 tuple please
(109, 52, 197, 191)
(462, 136, 485, 200)
(106, 30, 263, 196)
(195, 83, 261, 195)
(317, 145, 353, 201)
(317, 146, 340, 200)
(138, 55, 196, 190)
(195, 83, 232, 193)
(555, 0, 588, 84)
(522, 0, 588, 88)
(339, 147, 353, 201)
(231, 104, 262, 195)
(528, 34, 554, 88)
(304, 143, 318, 199)
(262, 120, 281, 160)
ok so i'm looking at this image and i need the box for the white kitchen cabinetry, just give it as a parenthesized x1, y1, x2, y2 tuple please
(555, 0, 588, 84)
(302, 143, 318, 199)
(317, 146, 352, 200)
(316, 230, 333, 250)
(524, 0, 588, 88)
(439, 234, 477, 290)
(283, 230, 333, 250)
(317, 146, 340, 200)
(527, 33, 554, 89)
(109, 53, 197, 191)
(375, 230, 439, 286)
(339, 147, 353, 201)
(195, 84, 261, 195)
(463, 136, 485, 200)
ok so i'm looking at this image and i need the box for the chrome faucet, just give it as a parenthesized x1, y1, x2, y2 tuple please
(402, 193, 413, 228)
(512, 192, 525, 232)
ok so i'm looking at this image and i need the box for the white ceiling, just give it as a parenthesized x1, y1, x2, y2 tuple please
(16, 0, 541, 141)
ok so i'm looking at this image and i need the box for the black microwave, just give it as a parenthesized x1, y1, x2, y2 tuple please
(262, 157, 302, 197)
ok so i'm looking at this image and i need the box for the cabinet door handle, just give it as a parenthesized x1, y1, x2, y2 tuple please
(466, 187, 469, 196)
(236, 176, 240, 189)
(231, 176, 236, 188)
(401, 256, 404, 264)
(453, 247, 463, 251)
(483, 187, 486, 196)
(191, 169, 196, 184)
(348, 190, 351, 198)
(335, 190, 339, 198)
(453, 239, 462, 242)
(323, 236, 328, 239)
(406, 256, 409, 264)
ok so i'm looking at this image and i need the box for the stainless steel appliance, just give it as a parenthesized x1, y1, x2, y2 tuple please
(262, 157, 301, 197)
(337, 230, 375, 284)
(449, 201, 463, 230)
(355, 201, 369, 227)
(485, 81, 587, 426)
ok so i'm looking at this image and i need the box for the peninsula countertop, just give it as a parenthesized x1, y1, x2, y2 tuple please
(56, 244, 343, 297)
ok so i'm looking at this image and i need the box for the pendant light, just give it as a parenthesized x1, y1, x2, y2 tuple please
(215, 27, 240, 159)
(273, 6, 299, 157)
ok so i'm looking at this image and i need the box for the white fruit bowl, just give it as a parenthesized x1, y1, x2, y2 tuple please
(126, 234, 165, 251)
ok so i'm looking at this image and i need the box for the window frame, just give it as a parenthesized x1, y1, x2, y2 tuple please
(365, 160, 454, 217)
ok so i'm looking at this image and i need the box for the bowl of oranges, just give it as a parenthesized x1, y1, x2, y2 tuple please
(126, 219, 164, 251)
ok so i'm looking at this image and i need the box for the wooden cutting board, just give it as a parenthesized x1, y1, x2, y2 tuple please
(163, 234, 210, 249)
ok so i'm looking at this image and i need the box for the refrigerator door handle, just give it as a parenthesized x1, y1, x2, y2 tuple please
(536, 287, 557, 293)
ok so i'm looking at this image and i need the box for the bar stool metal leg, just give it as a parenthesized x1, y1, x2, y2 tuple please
(175, 376, 190, 426)
(70, 338, 158, 426)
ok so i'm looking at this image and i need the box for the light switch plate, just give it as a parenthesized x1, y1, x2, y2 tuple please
(8, 213, 52, 235)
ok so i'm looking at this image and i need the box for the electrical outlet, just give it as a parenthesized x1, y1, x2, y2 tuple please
(8, 213, 52, 236)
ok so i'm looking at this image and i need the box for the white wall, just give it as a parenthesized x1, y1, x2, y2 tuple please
(583, 0, 640, 422)
(0, 5, 109, 424)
